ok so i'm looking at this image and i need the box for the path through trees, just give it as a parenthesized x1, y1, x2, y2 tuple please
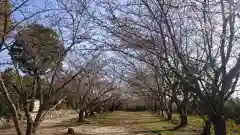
(2, 111, 239, 135)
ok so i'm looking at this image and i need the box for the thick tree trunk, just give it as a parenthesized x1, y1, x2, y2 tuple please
(110, 101, 115, 112)
(180, 114, 187, 126)
(32, 122, 40, 135)
(201, 118, 211, 135)
(25, 122, 33, 135)
(163, 96, 172, 120)
(157, 110, 161, 115)
(90, 110, 94, 116)
(32, 110, 43, 135)
(23, 103, 34, 135)
(168, 97, 173, 120)
(166, 111, 172, 120)
(89, 105, 94, 116)
(78, 110, 85, 122)
(36, 75, 43, 105)
(29, 100, 34, 112)
(180, 108, 188, 126)
(24, 100, 43, 135)
(167, 113, 172, 120)
(154, 102, 158, 113)
(161, 98, 165, 117)
(180, 84, 188, 126)
(25, 120, 40, 135)
(178, 101, 188, 126)
(212, 114, 226, 135)
(84, 110, 90, 118)
(30, 71, 38, 112)
(161, 108, 164, 116)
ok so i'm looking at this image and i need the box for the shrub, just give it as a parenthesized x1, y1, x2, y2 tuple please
(224, 97, 240, 124)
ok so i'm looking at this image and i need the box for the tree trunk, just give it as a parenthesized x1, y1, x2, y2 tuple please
(90, 110, 94, 116)
(168, 96, 173, 120)
(36, 75, 42, 105)
(180, 108, 188, 126)
(30, 71, 38, 112)
(161, 97, 165, 117)
(180, 84, 188, 126)
(32, 122, 40, 135)
(0, 78, 22, 135)
(78, 110, 85, 122)
(32, 110, 43, 135)
(23, 102, 34, 135)
(110, 101, 115, 112)
(180, 114, 187, 126)
(157, 110, 161, 115)
(161, 108, 164, 117)
(212, 114, 226, 135)
(201, 118, 211, 135)
(84, 110, 89, 118)
(166, 111, 172, 120)
(29, 100, 34, 112)
(89, 104, 94, 116)
(25, 121, 40, 135)
(154, 102, 157, 113)
(178, 101, 188, 126)
(25, 122, 33, 135)
(163, 97, 172, 120)
(11, 109, 22, 135)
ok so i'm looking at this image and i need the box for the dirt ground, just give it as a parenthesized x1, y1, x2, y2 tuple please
(0, 112, 148, 135)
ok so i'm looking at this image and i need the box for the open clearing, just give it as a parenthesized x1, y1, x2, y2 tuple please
(0, 111, 239, 135)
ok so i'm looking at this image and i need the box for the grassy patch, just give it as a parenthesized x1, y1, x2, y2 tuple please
(45, 111, 240, 135)
(88, 112, 200, 135)
(89, 111, 239, 135)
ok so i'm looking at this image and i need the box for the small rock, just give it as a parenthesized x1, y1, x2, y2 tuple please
(66, 128, 75, 135)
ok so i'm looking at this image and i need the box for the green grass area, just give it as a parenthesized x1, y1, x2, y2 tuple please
(89, 112, 200, 135)
(89, 111, 240, 135)
(53, 111, 240, 135)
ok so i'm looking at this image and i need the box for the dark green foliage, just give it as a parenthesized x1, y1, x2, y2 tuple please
(10, 24, 65, 75)
(0, 102, 10, 117)
(224, 97, 240, 124)
(0, 68, 20, 102)
(135, 105, 146, 111)
(0, 68, 34, 115)
(125, 105, 146, 112)
(2, 68, 33, 93)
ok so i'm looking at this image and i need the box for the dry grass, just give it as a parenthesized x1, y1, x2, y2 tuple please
(0, 111, 239, 135)
(88, 111, 240, 135)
